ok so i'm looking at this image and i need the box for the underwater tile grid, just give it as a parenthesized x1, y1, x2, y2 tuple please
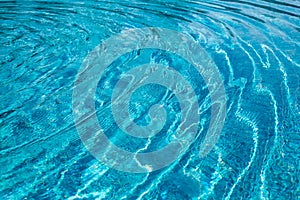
(0, 0, 299, 199)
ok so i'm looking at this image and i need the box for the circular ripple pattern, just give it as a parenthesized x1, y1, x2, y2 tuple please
(0, 0, 299, 199)
(72, 27, 226, 173)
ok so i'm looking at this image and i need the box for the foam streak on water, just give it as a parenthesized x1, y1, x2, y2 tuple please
(0, 0, 299, 199)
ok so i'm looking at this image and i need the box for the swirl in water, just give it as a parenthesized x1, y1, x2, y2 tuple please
(72, 27, 226, 173)
(111, 64, 198, 139)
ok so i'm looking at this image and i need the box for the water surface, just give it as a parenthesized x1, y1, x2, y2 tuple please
(0, 0, 299, 199)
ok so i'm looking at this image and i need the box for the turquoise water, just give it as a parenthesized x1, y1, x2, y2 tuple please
(1, 0, 299, 199)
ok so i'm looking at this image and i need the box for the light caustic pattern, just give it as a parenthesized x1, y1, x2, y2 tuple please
(72, 27, 226, 173)
(1, 0, 299, 199)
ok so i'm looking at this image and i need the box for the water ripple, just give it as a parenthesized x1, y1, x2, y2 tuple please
(0, 0, 299, 199)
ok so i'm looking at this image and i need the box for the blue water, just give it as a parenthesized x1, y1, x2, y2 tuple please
(1, 0, 299, 199)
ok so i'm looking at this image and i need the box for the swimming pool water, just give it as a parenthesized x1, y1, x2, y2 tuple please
(0, 0, 299, 199)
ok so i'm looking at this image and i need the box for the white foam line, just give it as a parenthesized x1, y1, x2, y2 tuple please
(135, 147, 180, 200)
(136, 119, 205, 200)
(133, 137, 153, 172)
(225, 81, 259, 200)
(136, 152, 187, 200)
(118, 139, 152, 199)
(256, 88, 279, 200)
(215, 40, 261, 199)
(274, 46, 300, 68)
(226, 114, 258, 200)
(216, 48, 234, 87)
(35, 151, 87, 197)
(200, 148, 226, 199)
(237, 40, 263, 87)
(237, 41, 282, 199)
(68, 167, 109, 200)
(261, 44, 271, 68)
(120, 173, 149, 200)
(261, 44, 292, 107)
(182, 120, 205, 176)
(259, 151, 268, 200)
(68, 189, 111, 200)
(214, 37, 275, 199)
(181, 127, 204, 199)
(238, 40, 283, 200)
(244, 40, 269, 69)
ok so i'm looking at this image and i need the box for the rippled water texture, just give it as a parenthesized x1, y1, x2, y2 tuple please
(1, 0, 300, 199)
